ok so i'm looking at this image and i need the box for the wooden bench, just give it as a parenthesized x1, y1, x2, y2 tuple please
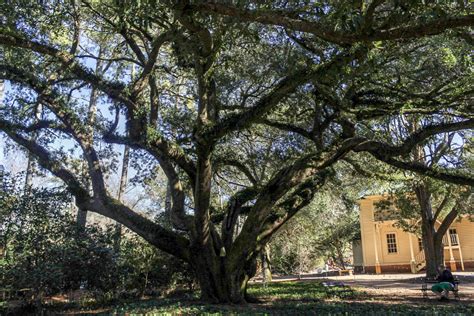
(421, 278, 460, 300)
(338, 269, 353, 276)
(322, 281, 354, 298)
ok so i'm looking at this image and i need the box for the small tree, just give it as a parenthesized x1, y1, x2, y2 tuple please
(377, 181, 472, 277)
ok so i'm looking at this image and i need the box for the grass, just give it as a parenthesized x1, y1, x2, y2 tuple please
(248, 281, 355, 301)
(5, 281, 474, 315)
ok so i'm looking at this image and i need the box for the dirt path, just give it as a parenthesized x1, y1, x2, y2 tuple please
(261, 272, 474, 303)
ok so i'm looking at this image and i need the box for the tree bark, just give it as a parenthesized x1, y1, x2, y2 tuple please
(261, 243, 272, 283)
(76, 207, 88, 228)
(421, 224, 443, 277)
(416, 184, 444, 277)
(76, 48, 103, 228)
(188, 237, 258, 303)
(24, 104, 42, 190)
(113, 144, 130, 253)
(0, 79, 4, 103)
(164, 180, 172, 223)
(336, 244, 346, 270)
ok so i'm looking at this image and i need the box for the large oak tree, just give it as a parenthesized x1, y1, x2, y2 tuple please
(0, 1, 473, 302)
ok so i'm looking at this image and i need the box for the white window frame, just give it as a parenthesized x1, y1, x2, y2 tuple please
(418, 237, 423, 252)
(386, 232, 398, 254)
(449, 228, 459, 246)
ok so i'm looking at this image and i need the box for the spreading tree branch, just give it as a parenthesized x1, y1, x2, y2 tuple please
(207, 52, 355, 141)
(190, 3, 474, 44)
(0, 30, 133, 107)
(0, 120, 191, 261)
(353, 119, 474, 185)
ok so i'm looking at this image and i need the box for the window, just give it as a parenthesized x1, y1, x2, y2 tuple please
(418, 238, 423, 251)
(386, 233, 398, 254)
(449, 229, 459, 246)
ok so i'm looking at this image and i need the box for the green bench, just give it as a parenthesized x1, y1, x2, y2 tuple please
(421, 278, 460, 300)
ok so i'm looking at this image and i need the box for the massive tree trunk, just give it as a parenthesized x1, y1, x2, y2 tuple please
(189, 242, 257, 303)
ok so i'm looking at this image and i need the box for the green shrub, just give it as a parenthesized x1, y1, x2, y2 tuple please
(0, 174, 193, 307)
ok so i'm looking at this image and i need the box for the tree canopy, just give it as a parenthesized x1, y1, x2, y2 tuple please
(0, 0, 473, 303)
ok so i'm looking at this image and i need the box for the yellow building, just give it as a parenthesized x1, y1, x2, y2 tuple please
(356, 195, 474, 274)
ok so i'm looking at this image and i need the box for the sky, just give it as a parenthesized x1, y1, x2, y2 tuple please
(0, 76, 154, 213)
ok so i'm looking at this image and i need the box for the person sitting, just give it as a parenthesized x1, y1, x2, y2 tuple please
(431, 264, 455, 301)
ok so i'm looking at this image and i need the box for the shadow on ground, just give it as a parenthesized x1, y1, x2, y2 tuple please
(4, 279, 474, 315)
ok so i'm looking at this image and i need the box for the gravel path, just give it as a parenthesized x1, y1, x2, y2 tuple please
(257, 272, 474, 303)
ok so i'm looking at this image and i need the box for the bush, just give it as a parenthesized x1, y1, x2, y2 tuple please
(0, 181, 117, 299)
(117, 232, 194, 296)
(0, 175, 194, 308)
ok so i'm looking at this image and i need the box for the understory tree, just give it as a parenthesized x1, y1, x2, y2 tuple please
(0, 1, 473, 302)
(372, 102, 473, 276)
(379, 180, 472, 277)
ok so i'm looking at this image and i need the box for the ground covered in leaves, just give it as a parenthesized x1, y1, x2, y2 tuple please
(4, 281, 474, 315)
(4, 280, 474, 315)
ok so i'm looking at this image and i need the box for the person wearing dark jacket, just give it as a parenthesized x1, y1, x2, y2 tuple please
(431, 264, 455, 301)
